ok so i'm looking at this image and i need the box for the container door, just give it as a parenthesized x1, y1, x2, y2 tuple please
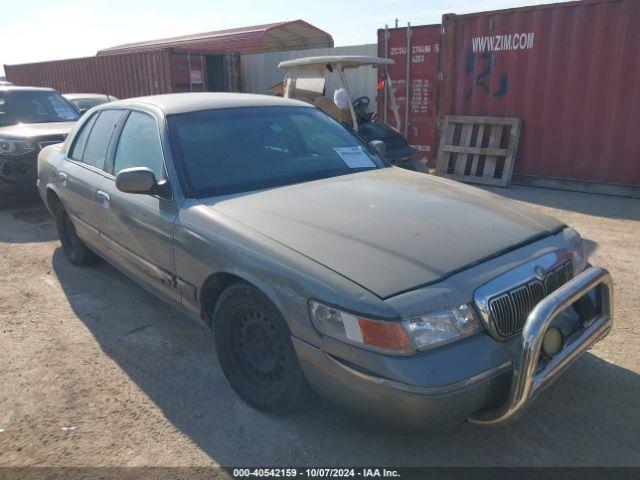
(205, 55, 225, 91)
(223, 52, 241, 92)
(204, 53, 241, 92)
(170, 53, 204, 93)
(378, 25, 441, 167)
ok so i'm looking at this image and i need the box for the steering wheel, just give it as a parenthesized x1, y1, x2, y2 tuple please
(352, 96, 370, 110)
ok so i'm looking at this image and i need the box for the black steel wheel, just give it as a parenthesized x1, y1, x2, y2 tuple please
(213, 282, 311, 413)
(54, 206, 98, 266)
(231, 308, 286, 391)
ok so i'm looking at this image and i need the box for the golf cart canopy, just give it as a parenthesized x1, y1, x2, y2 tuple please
(274, 54, 413, 164)
(278, 55, 394, 71)
(278, 54, 401, 132)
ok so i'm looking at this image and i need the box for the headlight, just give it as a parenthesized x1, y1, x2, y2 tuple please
(0, 138, 35, 156)
(308, 300, 413, 355)
(567, 231, 588, 273)
(405, 303, 480, 351)
(308, 300, 481, 355)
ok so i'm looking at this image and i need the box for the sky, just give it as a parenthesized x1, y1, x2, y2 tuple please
(1, 0, 563, 76)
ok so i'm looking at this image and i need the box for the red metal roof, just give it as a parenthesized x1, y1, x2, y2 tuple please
(97, 20, 334, 56)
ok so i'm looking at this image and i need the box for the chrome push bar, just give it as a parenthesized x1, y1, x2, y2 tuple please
(468, 266, 614, 426)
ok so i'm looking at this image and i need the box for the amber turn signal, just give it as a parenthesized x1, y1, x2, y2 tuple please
(357, 317, 413, 351)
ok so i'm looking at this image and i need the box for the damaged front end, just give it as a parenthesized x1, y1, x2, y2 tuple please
(0, 137, 65, 201)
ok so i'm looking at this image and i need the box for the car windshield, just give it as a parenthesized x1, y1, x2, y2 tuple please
(0, 90, 79, 127)
(167, 106, 387, 197)
(68, 97, 108, 111)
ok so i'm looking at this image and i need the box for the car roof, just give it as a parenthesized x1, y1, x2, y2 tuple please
(62, 93, 110, 100)
(0, 86, 57, 93)
(106, 92, 311, 115)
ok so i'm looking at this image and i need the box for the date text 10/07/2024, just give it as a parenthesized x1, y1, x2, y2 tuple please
(232, 468, 401, 478)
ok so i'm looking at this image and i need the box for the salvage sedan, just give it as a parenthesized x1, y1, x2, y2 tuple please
(37, 93, 613, 428)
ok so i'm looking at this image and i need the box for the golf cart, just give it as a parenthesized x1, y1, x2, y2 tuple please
(277, 55, 417, 167)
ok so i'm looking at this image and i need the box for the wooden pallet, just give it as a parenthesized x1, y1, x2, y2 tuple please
(435, 115, 521, 187)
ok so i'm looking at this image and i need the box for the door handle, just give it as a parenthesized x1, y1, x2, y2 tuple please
(58, 171, 68, 186)
(96, 190, 110, 206)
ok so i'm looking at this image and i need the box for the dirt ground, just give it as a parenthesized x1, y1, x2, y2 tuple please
(0, 184, 639, 468)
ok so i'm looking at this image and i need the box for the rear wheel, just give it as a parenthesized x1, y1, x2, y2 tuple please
(54, 205, 98, 266)
(213, 282, 310, 413)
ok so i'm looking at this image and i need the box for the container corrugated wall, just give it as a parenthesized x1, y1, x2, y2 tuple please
(378, 25, 441, 163)
(5, 51, 173, 99)
(241, 44, 378, 107)
(224, 52, 242, 92)
(439, 0, 640, 190)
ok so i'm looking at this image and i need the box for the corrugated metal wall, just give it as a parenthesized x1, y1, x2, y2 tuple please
(378, 25, 441, 162)
(241, 44, 379, 111)
(5, 51, 173, 99)
(439, 0, 640, 189)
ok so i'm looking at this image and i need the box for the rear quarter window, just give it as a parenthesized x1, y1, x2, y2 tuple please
(78, 110, 122, 170)
(69, 113, 98, 161)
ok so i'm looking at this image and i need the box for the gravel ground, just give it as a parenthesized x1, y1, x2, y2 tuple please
(0, 185, 638, 468)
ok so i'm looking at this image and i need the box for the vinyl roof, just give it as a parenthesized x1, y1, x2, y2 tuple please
(108, 92, 312, 115)
(97, 20, 334, 56)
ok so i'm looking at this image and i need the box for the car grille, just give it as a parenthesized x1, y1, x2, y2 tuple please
(488, 261, 574, 337)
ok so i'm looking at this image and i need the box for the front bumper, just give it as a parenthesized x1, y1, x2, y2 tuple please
(293, 335, 512, 428)
(0, 150, 39, 199)
(468, 266, 613, 425)
(294, 267, 613, 428)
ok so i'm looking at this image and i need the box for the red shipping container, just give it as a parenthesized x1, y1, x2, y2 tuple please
(439, 0, 640, 193)
(4, 20, 329, 99)
(377, 24, 441, 164)
(4, 50, 241, 99)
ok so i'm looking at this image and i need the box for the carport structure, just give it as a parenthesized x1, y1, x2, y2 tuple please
(97, 20, 334, 56)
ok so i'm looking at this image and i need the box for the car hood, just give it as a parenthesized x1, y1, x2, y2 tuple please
(206, 168, 565, 298)
(0, 122, 76, 139)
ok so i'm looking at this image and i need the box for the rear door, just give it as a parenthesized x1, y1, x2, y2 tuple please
(60, 109, 124, 247)
(97, 109, 180, 302)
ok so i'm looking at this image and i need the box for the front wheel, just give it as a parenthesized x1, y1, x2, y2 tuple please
(213, 282, 311, 413)
(54, 206, 98, 266)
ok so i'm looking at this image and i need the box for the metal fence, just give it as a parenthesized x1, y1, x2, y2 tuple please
(241, 44, 379, 111)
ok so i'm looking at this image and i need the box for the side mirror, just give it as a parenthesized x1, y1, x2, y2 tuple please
(369, 140, 386, 158)
(116, 167, 158, 195)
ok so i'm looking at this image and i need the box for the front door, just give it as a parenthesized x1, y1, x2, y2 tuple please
(96, 110, 180, 302)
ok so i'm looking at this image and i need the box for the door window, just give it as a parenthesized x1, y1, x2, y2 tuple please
(69, 113, 98, 161)
(81, 109, 122, 170)
(113, 111, 165, 180)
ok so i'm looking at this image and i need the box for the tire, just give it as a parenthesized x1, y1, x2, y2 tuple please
(213, 282, 311, 413)
(54, 205, 98, 266)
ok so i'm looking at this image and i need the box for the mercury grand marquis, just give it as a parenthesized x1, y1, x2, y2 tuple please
(37, 93, 613, 428)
